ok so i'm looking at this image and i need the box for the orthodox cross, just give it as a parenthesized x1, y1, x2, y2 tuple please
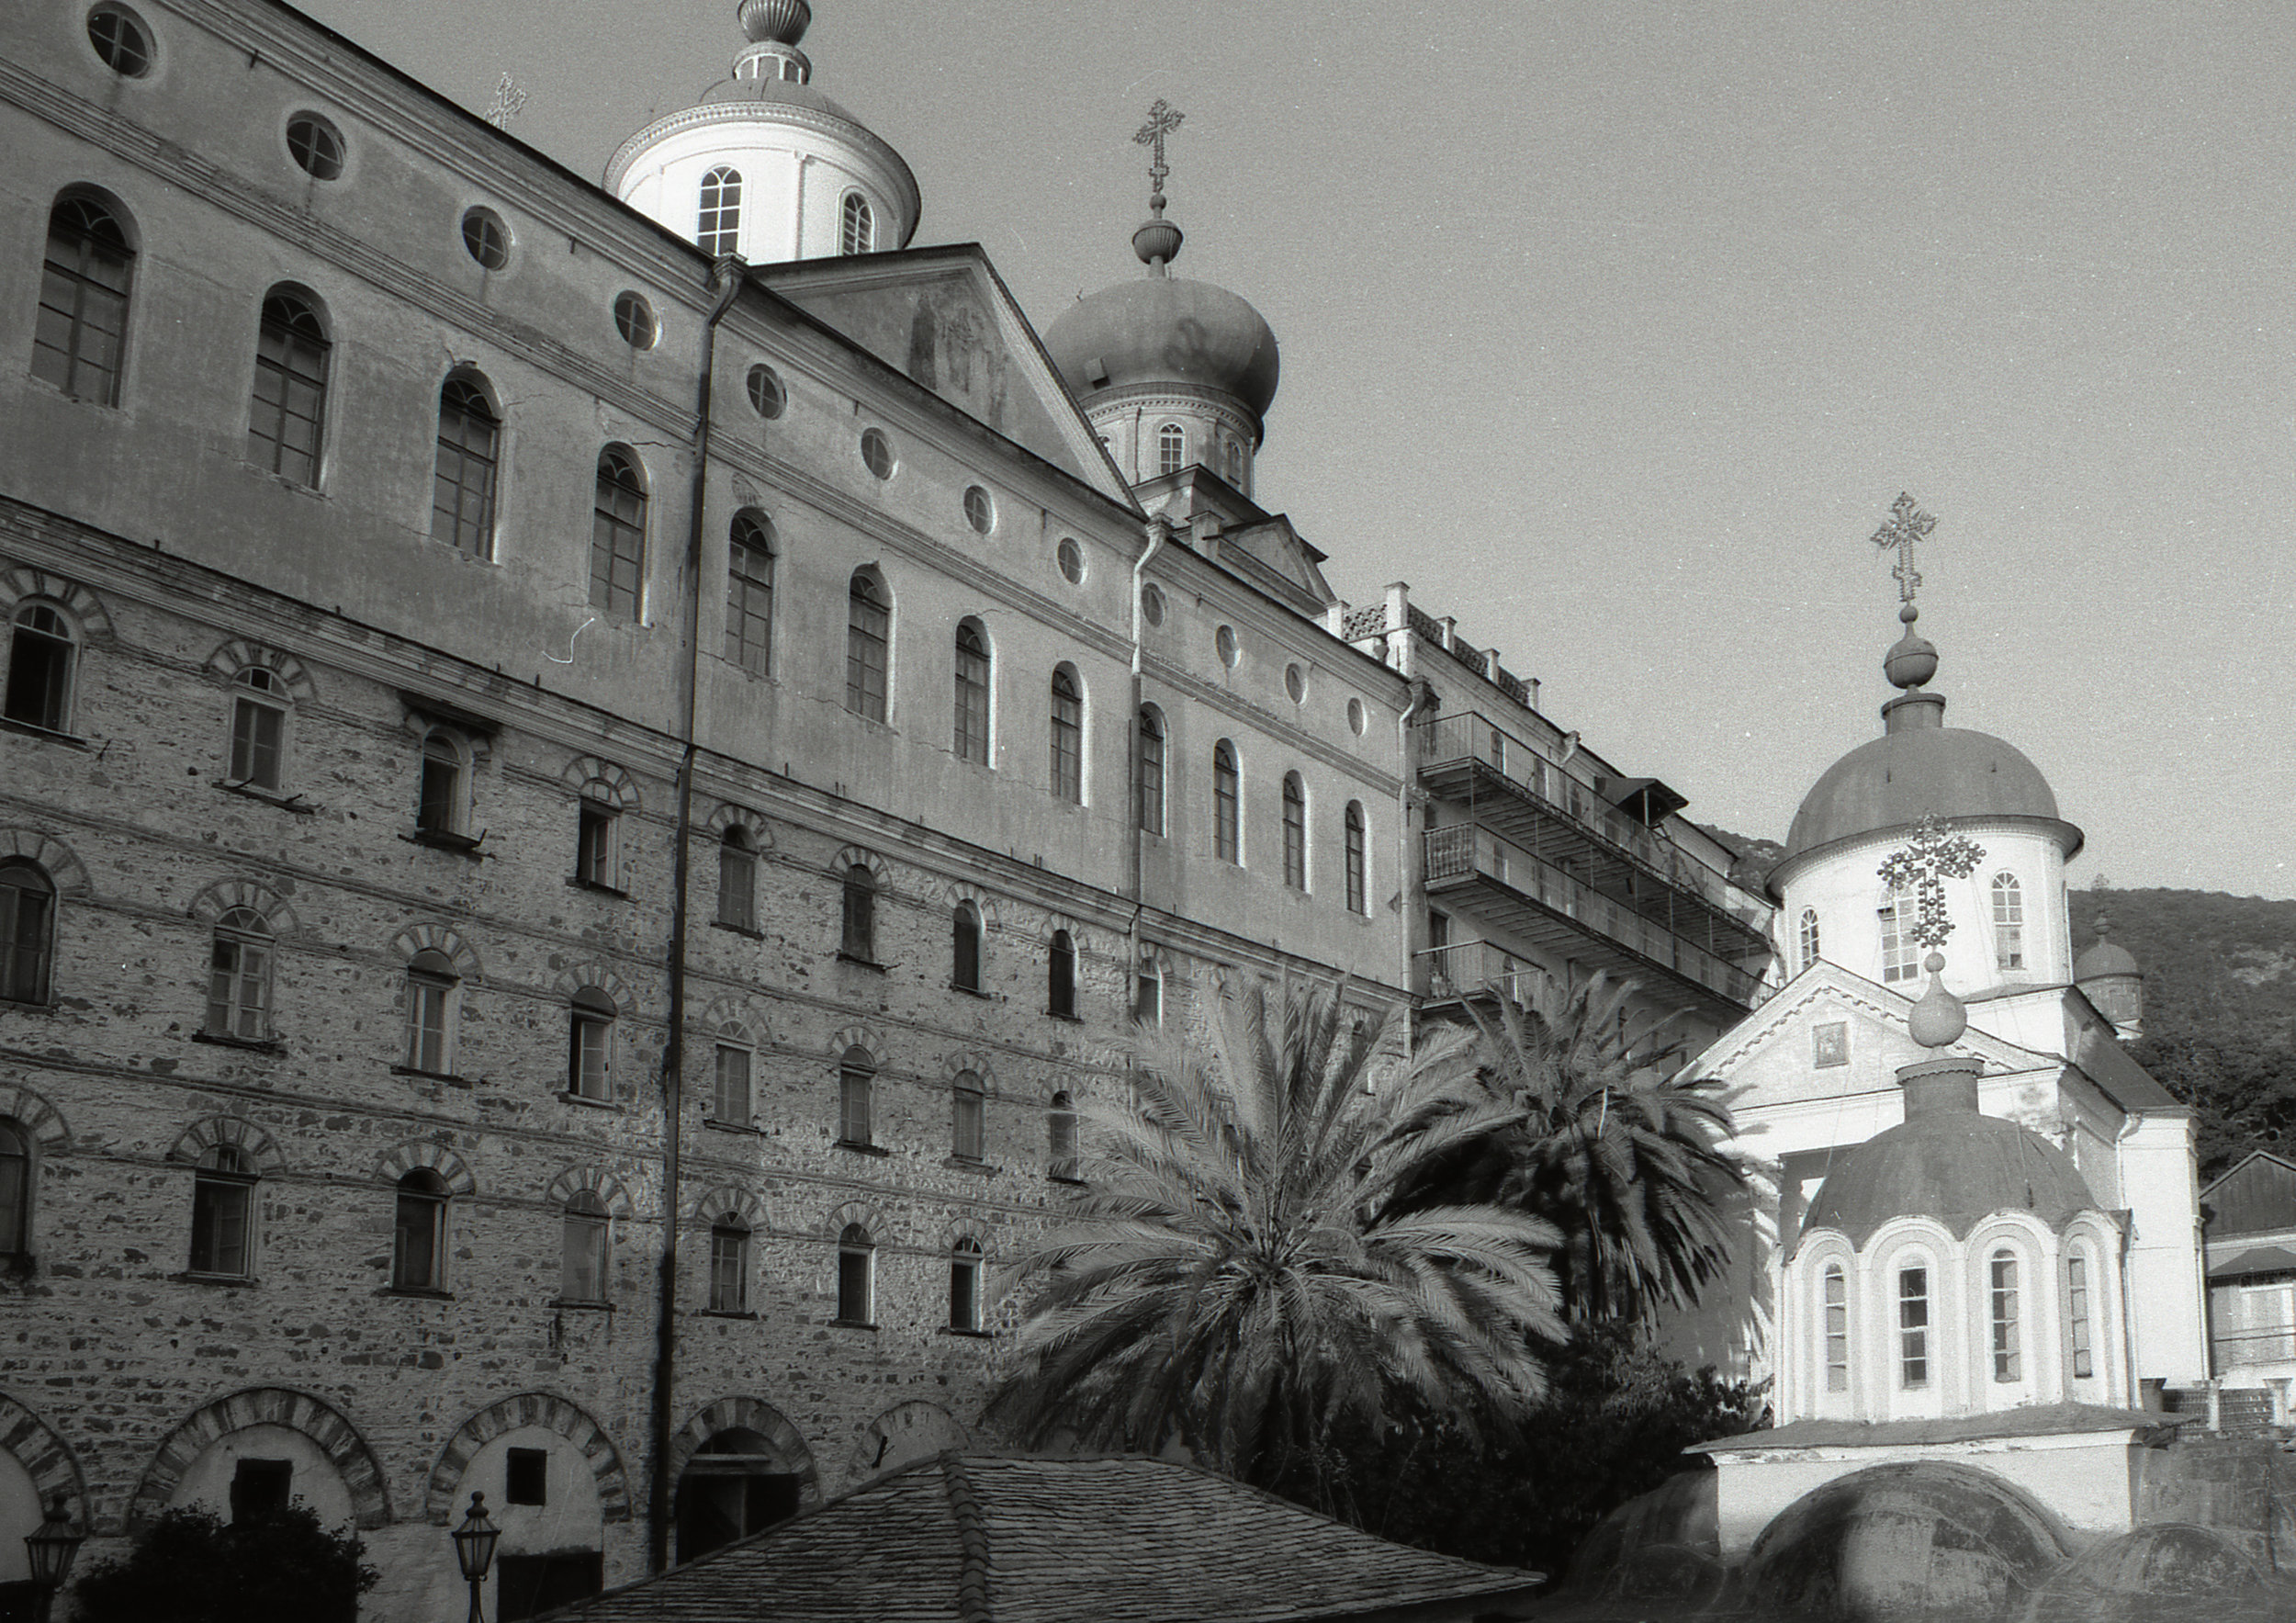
(1870, 491, 1936, 604)
(1133, 99, 1185, 208)
(483, 72, 528, 130)
(1876, 814, 1986, 948)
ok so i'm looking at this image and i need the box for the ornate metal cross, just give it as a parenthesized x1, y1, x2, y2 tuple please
(1876, 814, 1986, 948)
(483, 72, 528, 130)
(1870, 491, 1936, 604)
(1133, 99, 1185, 203)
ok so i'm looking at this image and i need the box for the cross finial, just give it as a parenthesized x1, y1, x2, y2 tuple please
(1876, 814, 1986, 949)
(1870, 491, 1936, 605)
(483, 72, 528, 130)
(1133, 99, 1185, 215)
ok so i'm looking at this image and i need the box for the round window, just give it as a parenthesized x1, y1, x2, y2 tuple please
(286, 114, 344, 180)
(461, 208, 510, 270)
(963, 486, 995, 535)
(87, 6, 152, 75)
(1346, 697, 1367, 737)
(1142, 584, 1165, 626)
(613, 291, 656, 349)
(746, 363, 785, 419)
(1285, 663, 1307, 704)
(1057, 537, 1085, 585)
(860, 428, 895, 479)
(1215, 625, 1240, 669)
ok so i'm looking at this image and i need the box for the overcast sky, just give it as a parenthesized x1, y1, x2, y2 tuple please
(296, 0, 2296, 900)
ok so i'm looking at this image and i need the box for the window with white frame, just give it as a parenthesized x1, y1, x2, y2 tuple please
(433, 375, 500, 557)
(713, 1040, 752, 1125)
(0, 862, 55, 1008)
(415, 730, 469, 838)
(953, 620, 990, 764)
(591, 448, 647, 619)
(247, 288, 329, 486)
(697, 166, 743, 257)
(1050, 665, 1083, 804)
(2066, 1251, 2094, 1379)
(839, 192, 873, 255)
(837, 1223, 873, 1322)
(392, 1168, 449, 1291)
(1344, 802, 1367, 915)
(403, 949, 458, 1075)
(709, 1221, 748, 1313)
(561, 1191, 610, 1302)
(1822, 1261, 1849, 1392)
(1157, 423, 1184, 475)
(716, 827, 756, 930)
(846, 571, 889, 722)
(1897, 1263, 1930, 1387)
(189, 1144, 255, 1278)
(951, 1071, 985, 1161)
(1799, 908, 1821, 975)
(1880, 887, 1918, 984)
(1989, 1249, 2020, 1381)
(205, 907, 273, 1042)
(838, 1048, 874, 1146)
(568, 988, 615, 1100)
(5, 603, 77, 734)
(34, 194, 135, 405)
(1991, 873, 2024, 971)
(228, 668, 289, 790)
(575, 795, 618, 889)
(949, 1237, 984, 1331)
(1281, 772, 1307, 891)
(1136, 707, 1165, 835)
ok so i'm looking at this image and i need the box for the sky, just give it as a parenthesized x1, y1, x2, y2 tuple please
(295, 0, 2296, 899)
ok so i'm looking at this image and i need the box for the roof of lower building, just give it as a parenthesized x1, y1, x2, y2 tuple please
(1688, 1402, 2185, 1453)
(541, 1452, 1546, 1622)
(1796, 1103, 2106, 1252)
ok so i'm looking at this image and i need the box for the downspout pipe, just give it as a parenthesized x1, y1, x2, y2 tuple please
(1398, 676, 1432, 1000)
(649, 255, 744, 1573)
(1126, 518, 1168, 980)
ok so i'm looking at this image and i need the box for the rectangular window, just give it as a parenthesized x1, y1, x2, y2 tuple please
(189, 1172, 252, 1277)
(838, 1070, 872, 1147)
(560, 1211, 607, 1303)
(206, 934, 269, 1042)
(576, 802, 616, 888)
(34, 210, 132, 406)
(1345, 812, 1367, 915)
(950, 1253, 981, 1331)
(838, 1247, 872, 1324)
(568, 1012, 611, 1099)
(393, 1189, 443, 1291)
(229, 1459, 293, 1525)
(952, 1085, 985, 1162)
(709, 1226, 747, 1313)
(1990, 1255, 2020, 1381)
(1823, 1267, 1849, 1393)
(230, 697, 285, 789)
(716, 840, 755, 930)
(726, 541, 773, 675)
(1898, 1266, 1929, 1388)
(1880, 891, 1918, 984)
(248, 311, 327, 486)
(505, 1448, 548, 1507)
(417, 739, 463, 836)
(407, 976, 451, 1075)
(1134, 968, 1162, 1027)
(2067, 1256, 2093, 1380)
(713, 1045, 751, 1124)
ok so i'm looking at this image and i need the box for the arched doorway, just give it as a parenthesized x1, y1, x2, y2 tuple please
(675, 1428, 801, 1562)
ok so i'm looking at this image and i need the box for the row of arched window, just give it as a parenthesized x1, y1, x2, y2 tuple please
(1798, 872, 2029, 980)
(692, 165, 874, 259)
(1814, 1243, 2097, 1398)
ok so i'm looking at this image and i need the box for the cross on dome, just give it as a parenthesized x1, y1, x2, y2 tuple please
(1871, 491, 1936, 606)
(1134, 98, 1185, 216)
(1876, 813, 1986, 949)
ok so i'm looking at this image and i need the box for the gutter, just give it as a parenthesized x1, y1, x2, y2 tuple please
(1126, 517, 1169, 986)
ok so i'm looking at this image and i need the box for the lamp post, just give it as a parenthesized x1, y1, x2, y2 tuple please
(22, 1497, 83, 1623)
(450, 1491, 501, 1623)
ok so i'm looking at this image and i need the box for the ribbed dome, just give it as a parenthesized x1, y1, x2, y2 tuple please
(1798, 1108, 2101, 1252)
(2076, 936, 2140, 982)
(1044, 277, 1281, 420)
(1782, 726, 2074, 869)
(696, 73, 859, 121)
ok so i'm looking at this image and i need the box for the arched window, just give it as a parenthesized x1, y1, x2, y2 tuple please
(951, 1071, 985, 1161)
(189, 1145, 255, 1279)
(591, 448, 647, 618)
(1799, 908, 1821, 974)
(837, 1223, 874, 1322)
(1134, 956, 1163, 1027)
(951, 902, 983, 993)
(1226, 439, 1244, 484)
(1989, 1250, 2020, 1381)
(712, 1033, 753, 1125)
(1822, 1262, 1849, 1392)
(1136, 706, 1165, 835)
(392, 1168, 449, 1291)
(838, 1048, 874, 1147)
(697, 165, 743, 257)
(568, 987, 615, 1100)
(953, 619, 990, 764)
(1047, 930, 1075, 1020)
(950, 1237, 984, 1332)
(1991, 873, 2024, 971)
(839, 863, 876, 962)
(228, 667, 289, 790)
(709, 1219, 748, 1313)
(0, 861, 56, 1006)
(560, 1190, 610, 1303)
(1344, 801, 1367, 915)
(846, 570, 889, 722)
(726, 511, 774, 674)
(33, 195, 134, 404)
(1879, 887, 1917, 984)
(1157, 423, 1185, 476)
(575, 789, 620, 890)
(839, 192, 873, 255)
(433, 376, 500, 556)
(2066, 1250, 2095, 1380)
(1281, 772, 1307, 891)
(1048, 1090, 1079, 1181)
(1212, 741, 1240, 863)
(716, 826, 757, 931)
(0, 1122, 28, 1257)
(403, 948, 458, 1076)
(1050, 665, 1083, 804)
(1897, 1263, 1930, 1388)
(415, 730, 467, 837)
(247, 289, 329, 485)
(5, 603, 77, 733)
(205, 907, 273, 1043)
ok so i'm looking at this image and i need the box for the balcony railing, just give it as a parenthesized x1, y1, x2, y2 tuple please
(1424, 823, 1764, 1007)
(1423, 941, 1549, 1006)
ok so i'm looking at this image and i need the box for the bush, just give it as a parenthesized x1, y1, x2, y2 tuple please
(73, 1504, 377, 1623)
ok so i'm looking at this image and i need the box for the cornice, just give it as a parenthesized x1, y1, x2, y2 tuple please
(604, 100, 921, 236)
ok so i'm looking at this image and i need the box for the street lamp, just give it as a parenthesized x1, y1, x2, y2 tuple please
(23, 1497, 83, 1623)
(450, 1490, 501, 1623)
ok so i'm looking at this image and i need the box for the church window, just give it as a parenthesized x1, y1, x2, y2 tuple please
(713, 1039, 752, 1125)
(1226, 439, 1244, 483)
(567, 987, 615, 1100)
(860, 426, 895, 479)
(951, 903, 983, 994)
(87, 6, 153, 75)
(1212, 741, 1240, 862)
(1157, 423, 1185, 475)
(726, 511, 775, 675)
(953, 620, 990, 764)
(962, 485, 995, 535)
(392, 1168, 449, 1291)
(6, 603, 78, 734)
(837, 1047, 874, 1145)
(1057, 536, 1085, 584)
(950, 1237, 984, 1331)
(247, 288, 329, 486)
(2067, 1253, 2093, 1380)
(1798, 908, 1820, 974)
(1216, 624, 1240, 669)
(189, 1145, 254, 1278)
(592, 447, 647, 618)
(1347, 697, 1367, 737)
(839, 192, 873, 255)
(1991, 873, 2024, 971)
(205, 908, 273, 1043)
(1989, 1250, 2020, 1381)
(839, 864, 876, 962)
(286, 114, 345, 181)
(1050, 665, 1084, 804)
(1048, 1090, 1079, 1179)
(951, 1071, 985, 1161)
(1282, 772, 1307, 890)
(845, 570, 889, 721)
(459, 208, 509, 270)
(1141, 583, 1165, 627)
(613, 290, 656, 348)
(403, 949, 458, 1075)
(1048, 930, 1076, 1019)
(708, 1221, 748, 1313)
(433, 376, 500, 556)
(1136, 706, 1165, 835)
(746, 363, 785, 418)
(0, 1122, 27, 1257)
(1345, 802, 1369, 913)
(1879, 887, 1918, 984)
(1823, 1263, 1849, 1392)
(0, 861, 57, 1007)
(696, 166, 742, 257)
(560, 1191, 609, 1303)
(837, 1223, 874, 1322)
(1897, 1265, 1930, 1387)
(33, 193, 135, 405)
(716, 827, 757, 931)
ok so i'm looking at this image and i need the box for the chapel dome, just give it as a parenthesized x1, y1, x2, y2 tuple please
(1044, 276, 1281, 420)
(2075, 934, 2140, 982)
(1797, 1106, 2101, 1252)
(1781, 725, 2071, 869)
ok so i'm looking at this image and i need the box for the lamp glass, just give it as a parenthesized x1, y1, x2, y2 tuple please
(451, 1492, 501, 1582)
(24, 1499, 81, 1587)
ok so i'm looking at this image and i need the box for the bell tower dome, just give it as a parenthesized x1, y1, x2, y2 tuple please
(606, 1, 918, 265)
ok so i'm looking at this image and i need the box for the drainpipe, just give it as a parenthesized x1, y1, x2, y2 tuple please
(1399, 677, 1432, 1001)
(1126, 517, 1168, 980)
(650, 254, 744, 1574)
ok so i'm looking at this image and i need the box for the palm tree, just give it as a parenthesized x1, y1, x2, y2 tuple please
(986, 977, 1568, 1500)
(1402, 971, 1741, 1326)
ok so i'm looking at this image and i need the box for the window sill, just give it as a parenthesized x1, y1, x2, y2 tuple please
(943, 1156, 998, 1177)
(216, 780, 315, 815)
(174, 1270, 257, 1288)
(1048, 1173, 1086, 1186)
(241, 463, 327, 500)
(0, 717, 90, 750)
(377, 1287, 455, 1301)
(1045, 1009, 1081, 1022)
(390, 1065, 472, 1088)
(192, 1031, 282, 1054)
(702, 1117, 761, 1135)
(548, 1297, 614, 1313)
(567, 876, 630, 898)
(940, 1326, 993, 1340)
(836, 952, 887, 974)
(697, 1308, 758, 1321)
(827, 1318, 878, 1332)
(836, 1139, 891, 1157)
(404, 828, 485, 857)
(559, 1091, 622, 1111)
(710, 920, 764, 940)
(950, 984, 992, 999)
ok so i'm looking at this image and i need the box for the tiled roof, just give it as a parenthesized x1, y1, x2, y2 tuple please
(542, 1453, 1546, 1623)
(1688, 1402, 2186, 1454)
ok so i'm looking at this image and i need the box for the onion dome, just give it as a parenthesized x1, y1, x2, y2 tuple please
(1906, 953, 1967, 1048)
(2075, 918, 2139, 983)
(1796, 1096, 2100, 1251)
(1044, 278, 1281, 423)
